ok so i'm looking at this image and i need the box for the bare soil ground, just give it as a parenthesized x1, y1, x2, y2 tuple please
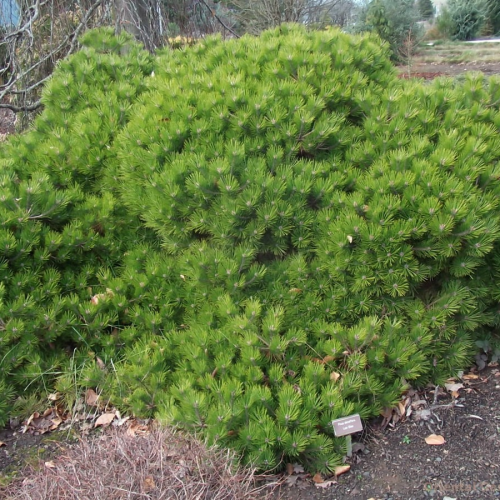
(398, 61, 500, 80)
(271, 365, 500, 500)
(1, 365, 499, 500)
(398, 40, 500, 80)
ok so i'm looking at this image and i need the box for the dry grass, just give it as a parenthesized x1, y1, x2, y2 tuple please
(416, 41, 500, 64)
(1, 425, 271, 500)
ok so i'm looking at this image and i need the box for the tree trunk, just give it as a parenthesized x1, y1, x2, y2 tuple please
(114, 0, 163, 51)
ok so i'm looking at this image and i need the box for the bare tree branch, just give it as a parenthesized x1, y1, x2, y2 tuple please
(1, 0, 110, 115)
(0, 0, 355, 122)
(198, 0, 240, 38)
(223, 0, 354, 35)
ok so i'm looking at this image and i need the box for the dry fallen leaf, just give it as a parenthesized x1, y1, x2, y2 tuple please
(381, 407, 393, 418)
(398, 401, 407, 416)
(330, 371, 341, 382)
(315, 480, 337, 489)
(425, 434, 445, 445)
(94, 412, 115, 428)
(293, 464, 305, 474)
(334, 465, 350, 476)
(85, 389, 100, 407)
(462, 373, 479, 380)
(126, 420, 149, 436)
(283, 462, 305, 478)
(445, 382, 463, 393)
(312, 473, 324, 483)
(96, 357, 106, 370)
(284, 475, 300, 487)
(114, 415, 131, 427)
(351, 442, 365, 454)
(25, 412, 39, 428)
(23, 410, 59, 434)
(380, 407, 394, 430)
(44, 461, 56, 469)
(47, 393, 60, 401)
(411, 399, 427, 409)
(413, 408, 432, 421)
(49, 417, 62, 431)
(143, 476, 156, 492)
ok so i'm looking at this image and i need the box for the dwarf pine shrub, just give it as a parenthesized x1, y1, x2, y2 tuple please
(1, 24, 500, 472)
(0, 28, 154, 422)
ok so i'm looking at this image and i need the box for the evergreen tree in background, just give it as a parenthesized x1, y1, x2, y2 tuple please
(359, 0, 421, 60)
(418, 0, 434, 20)
(486, 0, 500, 35)
(446, 0, 487, 40)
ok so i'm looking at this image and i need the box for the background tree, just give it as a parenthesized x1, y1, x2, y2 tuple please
(436, 6, 455, 38)
(398, 27, 422, 76)
(356, 0, 421, 61)
(485, 0, 500, 35)
(114, 0, 166, 51)
(327, 0, 355, 26)
(362, 0, 391, 41)
(417, 0, 434, 21)
(444, 0, 487, 41)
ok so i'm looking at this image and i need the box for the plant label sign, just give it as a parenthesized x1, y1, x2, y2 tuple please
(332, 414, 363, 437)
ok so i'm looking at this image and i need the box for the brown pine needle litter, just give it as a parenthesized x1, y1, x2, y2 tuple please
(1, 425, 272, 500)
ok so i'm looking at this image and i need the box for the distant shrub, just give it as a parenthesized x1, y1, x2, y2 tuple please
(422, 25, 446, 41)
(435, 7, 456, 39)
